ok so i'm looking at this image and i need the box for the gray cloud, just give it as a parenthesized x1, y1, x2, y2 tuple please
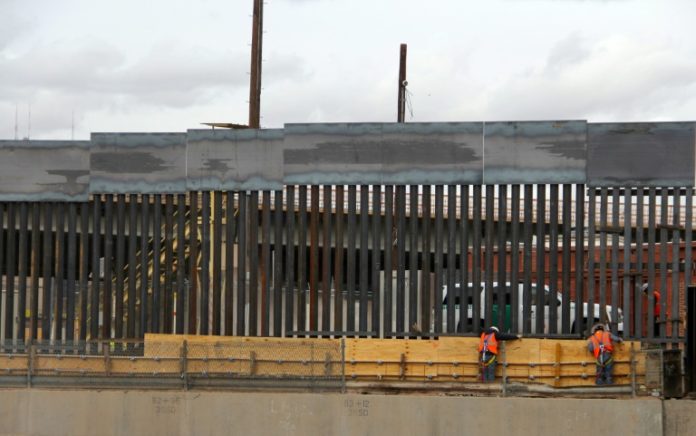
(483, 35, 696, 121)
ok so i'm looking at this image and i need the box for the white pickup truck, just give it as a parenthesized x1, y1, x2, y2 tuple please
(440, 282, 624, 334)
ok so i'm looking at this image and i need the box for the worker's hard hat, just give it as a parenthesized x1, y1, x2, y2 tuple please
(489, 326, 499, 333)
(591, 323, 604, 334)
(641, 283, 649, 293)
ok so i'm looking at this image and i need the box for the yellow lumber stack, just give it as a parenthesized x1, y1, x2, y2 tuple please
(144, 334, 645, 387)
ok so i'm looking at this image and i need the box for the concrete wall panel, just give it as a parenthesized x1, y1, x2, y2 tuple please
(0, 140, 90, 201)
(483, 120, 587, 184)
(587, 122, 696, 187)
(186, 129, 284, 191)
(0, 389, 667, 436)
(283, 122, 483, 185)
(90, 132, 187, 193)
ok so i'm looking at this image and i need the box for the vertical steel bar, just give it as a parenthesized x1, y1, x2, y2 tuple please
(497, 185, 508, 331)
(623, 187, 633, 337)
(188, 192, 198, 334)
(5, 202, 17, 342)
(384, 186, 394, 335)
(0, 204, 4, 341)
(685, 188, 693, 336)
(274, 189, 284, 337)
(433, 185, 444, 334)
(522, 185, 533, 334)
(152, 194, 162, 333)
(346, 185, 356, 333)
(332, 186, 343, 334)
(309, 186, 319, 333)
(90, 197, 100, 340)
(599, 188, 608, 324)
(129, 194, 139, 337)
(55, 203, 66, 341)
(421, 186, 432, 333)
(236, 191, 248, 336)
(261, 190, 271, 336)
(5, 203, 16, 341)
(66, 203, 77, 342)
(297, 187, 308, 334)
(163, 195, 174, 334)
(509, 185, 519, 334)
(247, 191, 260, 336)
(409, 186, 419, 334)
(635, 188, 644, 338)
(574, 184, 585, 337)
(286, 187, 296, 336)
(359, 185, 370, 334)
(225, 191, 236, 336)
(212, 191, 223, 335)
(535, 184, 546, 334)
(647, 188, 657, 340)
(30, 203, 40, 340)
(140, 194, 150, 335)
(79, 203, 88, 341)
(549, 185, 559, 335)
(101, 196, 113, 340)
(176, 194, 186, 335)
(472, 185, 482, 333)
(200, 191, 211, 335)
(459, 186, 471, 335)
(17, 202, 28, 342)
(371, 185, 381, 336)
(115, 195, 125, 338)
(322, 186, 332, 335)
(610, 188, 620, 335)
(561, 184, 572, 333)
(484, 185, 494, 330)
(659, 188, 668, 339)
(396, 185, 407, 335)
(671, 188, 681, 343)
(587, 188, 597, 333)
(447, 185, 457, 333)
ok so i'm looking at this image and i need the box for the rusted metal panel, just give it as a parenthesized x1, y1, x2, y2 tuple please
(587, 122, 695, 187)
(0, 140, 90, 201)
(186, 129, 284, 191)
(90, 133, 186, 193)
(283, 122, 483, 185)
(483, 121, 587, 184)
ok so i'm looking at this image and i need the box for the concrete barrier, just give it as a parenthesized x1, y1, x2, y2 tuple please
(0, 388, 669, 436)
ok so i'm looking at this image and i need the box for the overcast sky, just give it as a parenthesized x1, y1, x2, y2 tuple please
(1, 0, 694, 139)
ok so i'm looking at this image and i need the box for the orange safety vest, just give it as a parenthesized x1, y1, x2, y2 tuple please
(478, 332, 498, 355)
(589, 331, 614, 358)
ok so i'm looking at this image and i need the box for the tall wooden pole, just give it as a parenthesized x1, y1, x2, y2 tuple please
(397, 44, 407, 123)
(248, 0, 264, 129)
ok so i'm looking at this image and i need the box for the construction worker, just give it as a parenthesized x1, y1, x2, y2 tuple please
(478, 326, 520, 382)
(587, 323, 623, 385)
(641, 284, 661, 337)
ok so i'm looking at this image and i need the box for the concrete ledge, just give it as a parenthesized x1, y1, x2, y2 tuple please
(0, 388, 664, 436)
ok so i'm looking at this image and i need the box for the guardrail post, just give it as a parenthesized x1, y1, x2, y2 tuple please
(181, 340, 188, 390)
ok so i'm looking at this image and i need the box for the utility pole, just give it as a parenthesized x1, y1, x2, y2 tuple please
(248, 0, 264, 129)
(397, 43, 407, 123)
